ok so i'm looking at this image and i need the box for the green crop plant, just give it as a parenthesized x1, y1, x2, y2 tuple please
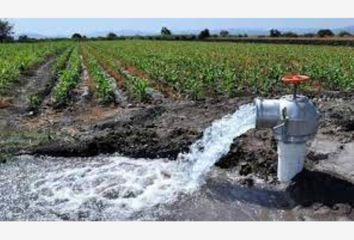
(28, 94, 42, 111)
(80, 45, 116, 103)
(52, 46, 82, 107)
(124, 74, 149, 101)
(88, 58, 115, 103)
(52, 47, 73, 77)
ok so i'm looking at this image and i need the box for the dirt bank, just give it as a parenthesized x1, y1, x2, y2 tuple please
(28, 98, 249, 157)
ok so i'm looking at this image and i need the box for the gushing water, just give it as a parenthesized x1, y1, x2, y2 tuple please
(176, 103, 256, 187)
(0, 104, 256, 220)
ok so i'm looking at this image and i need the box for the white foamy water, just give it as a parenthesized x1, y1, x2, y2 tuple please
(0, 104, 256, 220)
(176, 103, 256, 188)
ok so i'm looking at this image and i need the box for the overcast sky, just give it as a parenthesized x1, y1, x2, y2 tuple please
(9, 18, 354, 36)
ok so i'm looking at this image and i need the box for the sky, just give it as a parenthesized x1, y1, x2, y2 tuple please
(8, 18, 354, 37)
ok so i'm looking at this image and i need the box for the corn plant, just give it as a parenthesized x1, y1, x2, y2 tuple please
(52, 46, 82, 107)
(80, 45, 116, 103)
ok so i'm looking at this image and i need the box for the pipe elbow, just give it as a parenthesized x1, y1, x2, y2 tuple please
(254, 98, 281, 129)
(255, 95, 320, 143)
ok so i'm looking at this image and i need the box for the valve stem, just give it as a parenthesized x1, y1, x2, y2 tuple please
(293, 84, 297, 99)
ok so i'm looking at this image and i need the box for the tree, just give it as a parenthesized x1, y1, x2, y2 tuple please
(317, 29, 334, 37)
(303, 33, 316, 38)
(18, 34, 29, 42)
(0, 19, 14, 42)
(161, 27, 172, 36)
(71, 33, 82, 40)
(189, 34, 197, 40)
(198, 29, 210, 39)
(282, 31, 298, 38)
(270, 29, 281, 37)
(107, 32, 117, 39)
(220, 30, 229, 37)
(338, 31, 352, 37)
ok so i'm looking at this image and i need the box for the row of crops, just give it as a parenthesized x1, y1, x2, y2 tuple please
(82, 44, 152, 101)
(81, 45, 117, 103)
(0, 41, 72, 96)
(52, 46, 82, 107)
(86, 40, 354, 98)
(1, 40, 353, 106)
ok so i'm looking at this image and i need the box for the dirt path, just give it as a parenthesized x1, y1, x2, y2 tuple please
(20, 58, 125, 143)
(0, 58, 56, 131)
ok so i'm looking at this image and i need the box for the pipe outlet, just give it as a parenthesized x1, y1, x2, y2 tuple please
(255, 95, 320, 143)
(254, 94, 320, 182)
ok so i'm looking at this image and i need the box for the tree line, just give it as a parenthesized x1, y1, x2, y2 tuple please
(70, 27, 352, 42)
(0, 19, 353, 43)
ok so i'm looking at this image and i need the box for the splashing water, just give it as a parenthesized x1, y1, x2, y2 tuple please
(0, 104, 256, 220)
(176, 103, 256, 188)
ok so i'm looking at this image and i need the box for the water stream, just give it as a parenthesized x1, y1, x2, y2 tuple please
(0, 104, 266, 220)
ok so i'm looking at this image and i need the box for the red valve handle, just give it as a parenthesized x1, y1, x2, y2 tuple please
(281, 74, 310, 99)
(281, 74, 310, 85)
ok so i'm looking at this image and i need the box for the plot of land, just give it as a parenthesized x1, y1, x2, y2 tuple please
(0, 40, 353, 220)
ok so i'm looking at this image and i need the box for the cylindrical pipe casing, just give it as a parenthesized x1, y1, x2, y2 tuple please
(277, 142, 307, 182)
(254, 98, 280, 129)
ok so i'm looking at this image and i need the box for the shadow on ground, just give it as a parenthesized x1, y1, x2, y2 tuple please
(206, 169, 354, 210)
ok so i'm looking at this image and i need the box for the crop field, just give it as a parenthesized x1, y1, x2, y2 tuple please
(1, 40, 353, 106)
(84, 40, 354, 99)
